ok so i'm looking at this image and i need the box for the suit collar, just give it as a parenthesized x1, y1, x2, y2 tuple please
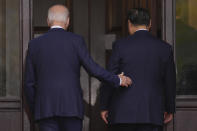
(133, 30, 150, 36)
(48, 28, 66, 32)
(127, 30, 151, 40)
(135, 30, 149, 34)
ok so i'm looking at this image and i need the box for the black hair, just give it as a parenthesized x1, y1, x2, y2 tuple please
(127, 8, 151, 26)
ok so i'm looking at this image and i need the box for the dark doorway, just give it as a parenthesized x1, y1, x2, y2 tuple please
(23, 1, 171, 131)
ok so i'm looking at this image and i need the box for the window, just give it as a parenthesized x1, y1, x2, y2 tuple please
(0, 0, 20, 97)
(176, 0, 197, 95)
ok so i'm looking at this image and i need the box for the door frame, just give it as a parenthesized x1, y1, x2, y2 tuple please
(21, 0, 32, 130)
(21, 0, 197, 131)
(162, 0, 197, 131)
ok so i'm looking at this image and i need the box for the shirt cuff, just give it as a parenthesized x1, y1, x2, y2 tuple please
(119, 77, 122, 85)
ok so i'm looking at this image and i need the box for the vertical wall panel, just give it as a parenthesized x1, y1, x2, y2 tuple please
(0, 0, 6, 96)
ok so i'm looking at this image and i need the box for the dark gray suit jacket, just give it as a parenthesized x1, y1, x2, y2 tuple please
(100, 30, 176, 125)
(24, 28, 120, 121)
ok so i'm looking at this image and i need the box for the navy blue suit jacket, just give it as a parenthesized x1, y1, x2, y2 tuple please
(24, 28, 120, 121)
(100, 30, 176, 125)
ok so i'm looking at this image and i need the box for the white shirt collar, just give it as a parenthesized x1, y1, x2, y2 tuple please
(136, 28, 148, 32)
(51, 25, 64, 29)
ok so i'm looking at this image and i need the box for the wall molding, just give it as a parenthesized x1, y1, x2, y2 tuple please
(0, 98, 21, 110)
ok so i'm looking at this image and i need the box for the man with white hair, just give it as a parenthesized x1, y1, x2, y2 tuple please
(24, 4, 132, 131)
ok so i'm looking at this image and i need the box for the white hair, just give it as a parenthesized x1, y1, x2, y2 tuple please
(48, 5, 69, 24)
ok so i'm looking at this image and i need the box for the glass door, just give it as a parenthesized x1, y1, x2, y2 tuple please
(176, 0, 197, 95)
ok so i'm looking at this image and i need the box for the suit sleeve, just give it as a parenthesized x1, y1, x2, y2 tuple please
(164, 47, 176, 113)
(75, 37, 120, 88)
(100, 42, 121, 110)
(24, 42, 36, 114)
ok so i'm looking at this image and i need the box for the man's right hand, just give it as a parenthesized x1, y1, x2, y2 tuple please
(164, 112, 173, 124)
(118, 72, 132, 87)
(101, 110, 109, 124)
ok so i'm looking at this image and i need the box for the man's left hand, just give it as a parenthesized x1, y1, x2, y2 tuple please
(101, 110, 109, 124)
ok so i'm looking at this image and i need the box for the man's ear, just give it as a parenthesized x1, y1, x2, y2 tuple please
(148, 19, 152, 30)
(128, 20, 134, 35)
(66, 17, 70, 28)
(128, 20, 131, 27)
(47, 18, 51, 27)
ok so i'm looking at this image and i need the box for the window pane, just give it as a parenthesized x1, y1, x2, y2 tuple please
(176, 0, 197, 95)
(0, 0, 20, 97)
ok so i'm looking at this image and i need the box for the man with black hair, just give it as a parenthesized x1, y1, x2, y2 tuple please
(100, 8, 176, 131)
